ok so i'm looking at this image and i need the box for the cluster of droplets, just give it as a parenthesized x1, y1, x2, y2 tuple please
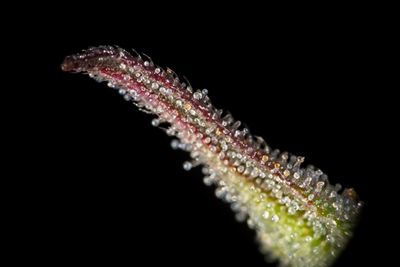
(63, 46, 362, 267)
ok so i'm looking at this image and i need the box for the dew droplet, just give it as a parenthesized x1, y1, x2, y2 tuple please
(250, 168, 259, 178)
(170, 139, 180, 149)
(262, 211, 270, 219)
(203, 176, 213, 186)
(193, 91, 203, 100)
(262, 155, 269, 162)
(290, 200, 299, 211)
(271, 215, 279, 222)
(151, 82, 159, 90)
(107, 82, 116, 88)
(151, 118, 160, 127)
(183, 161, 192, 171)
(283, 169, 290, 177)
(183, 103, 192, 111)
(237, 165, 245, 173)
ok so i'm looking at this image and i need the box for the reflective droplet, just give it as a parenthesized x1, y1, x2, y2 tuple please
(262, 211, 270, 219)
(183, 161, 192, 171)
(170, 139, 180, 149)
(151, 82, 159, 90)
(193, 91, 203, 100)
(250, 168, 259, 178)
(237, 165, 245, 173)
(183, 103, 192, 111)
(283, 169, 290, 177)
(271, 215, 279, 222)
(151, 118, 160, 127)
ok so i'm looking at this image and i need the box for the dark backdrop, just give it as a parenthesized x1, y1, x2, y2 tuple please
(20, 5, 392, 267)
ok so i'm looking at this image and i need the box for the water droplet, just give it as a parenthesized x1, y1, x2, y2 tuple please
(261, 155, 269, 162)
(183, 161, 192, 171)
(326, 235, 335, 243)
(237, 165, 245, 173)
(107, 82, 116, 88)
(288, 207, 296, 215)
(250, 168, 259, 178)
(335, 183, 342, 192)
(247, 218, 255, 229)
(193, 91, 203, 100)
(235, 212, 246, 222)
(151, 118, 160, 127)
(170, 139, 180, 149)
(262, 211, 270, 219)
(234, 130, 241, 137)
(215, 187, 226, 198)
(165, 126, 175, 136)
(203, 137, 211, 144)
(151, 82, 159, 90)
(183, 103, 192, 111)
(281, 196, 290, 204)
(271, 215, 279, 222)
(288, 202, 299, 215)
(203, 176, 213, 186)
(175, 99, 183, 107)
(283, 169, 290, 177)
(221, 143, 228, 151)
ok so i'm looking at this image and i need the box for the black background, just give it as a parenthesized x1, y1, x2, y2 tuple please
(16, 4, 394, 267)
